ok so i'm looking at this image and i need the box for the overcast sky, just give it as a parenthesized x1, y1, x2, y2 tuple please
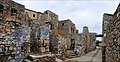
(14, 0, 119, 34)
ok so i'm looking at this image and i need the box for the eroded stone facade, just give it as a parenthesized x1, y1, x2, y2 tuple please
(0, 0, 28, 62)
(102, 4, 120, 62)
(0, 1, 99, 61)
(0, 0, 27, 24)
(79, 26, 96, 56)
(58, 19, 77, 50)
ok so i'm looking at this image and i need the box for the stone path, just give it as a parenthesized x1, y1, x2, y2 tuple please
(92, 49, 102, 62)
(65, 48, 102, 62)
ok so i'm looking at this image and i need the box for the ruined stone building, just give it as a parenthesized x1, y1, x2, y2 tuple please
(102, 4, 120, 62)
(41, 10, 59, 52)
(24, 9, 43, 53)
(34, 10, 59, 53)
(58, 20, 96, 56)
(0, 0, 26, 23)
(24, 8, 61, 53)
(0, 1, 98, 61)
(58, 19, 78, 50)
(0, 0, 60, 60)
(79, 26, 96, 56)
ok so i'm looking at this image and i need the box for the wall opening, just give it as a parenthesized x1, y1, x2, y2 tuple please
(71, 27, 72, 33)
(73, 29, 74, 34)
(62, 23, 64, 26)
(33, 14, 35, 17)
(45, 11, 48, 14)
(11, 8, 17, 16)
(50, 24, 52, 30)
(70, 39, 75, 50)
(0, 4, 3, 14)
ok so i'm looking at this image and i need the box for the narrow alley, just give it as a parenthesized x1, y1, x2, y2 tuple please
(66, 48, 102, 62)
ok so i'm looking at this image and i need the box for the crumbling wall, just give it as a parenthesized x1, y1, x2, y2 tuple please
(80, 26, 90, 54)
(30, 21, 40, 53)
(0, 0, 26, 24)
(89, 33, 96, 51)
(38, 10, 59, 52)
(79, 26, 96, 56)
(0, 0, 29, 62)
(58, 19, 77, 50)
(0, 21, 26, 62)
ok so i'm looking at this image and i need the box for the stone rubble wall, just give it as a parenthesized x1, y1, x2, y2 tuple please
(0, 21, 25, 62)
(0, 0, 29, 62)
(102, 4, 120, 62)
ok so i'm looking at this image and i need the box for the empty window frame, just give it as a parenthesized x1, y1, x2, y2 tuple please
(11, 8, 17, 16)
(62, 23, 64, 26)
(33, 14, 35, 17)
(0, 4, 4, 14)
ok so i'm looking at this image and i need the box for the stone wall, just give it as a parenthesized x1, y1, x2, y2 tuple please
(0, 0, 26, 24)
(58, 19, 77, 50)
(0, 0, 28, 61)
(0, 21, 25, 62)
(79, 26, 96, 56)
(102, 4, 120, 62)
(89, 33, 96, 51)
(59, 19, 76, 34)
(37, 10, 59, 52)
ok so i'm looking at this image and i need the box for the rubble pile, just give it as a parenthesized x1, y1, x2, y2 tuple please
(25, 55, 56, 62)
(35, 56, 56, 62)
(55, 54, 66, 61)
